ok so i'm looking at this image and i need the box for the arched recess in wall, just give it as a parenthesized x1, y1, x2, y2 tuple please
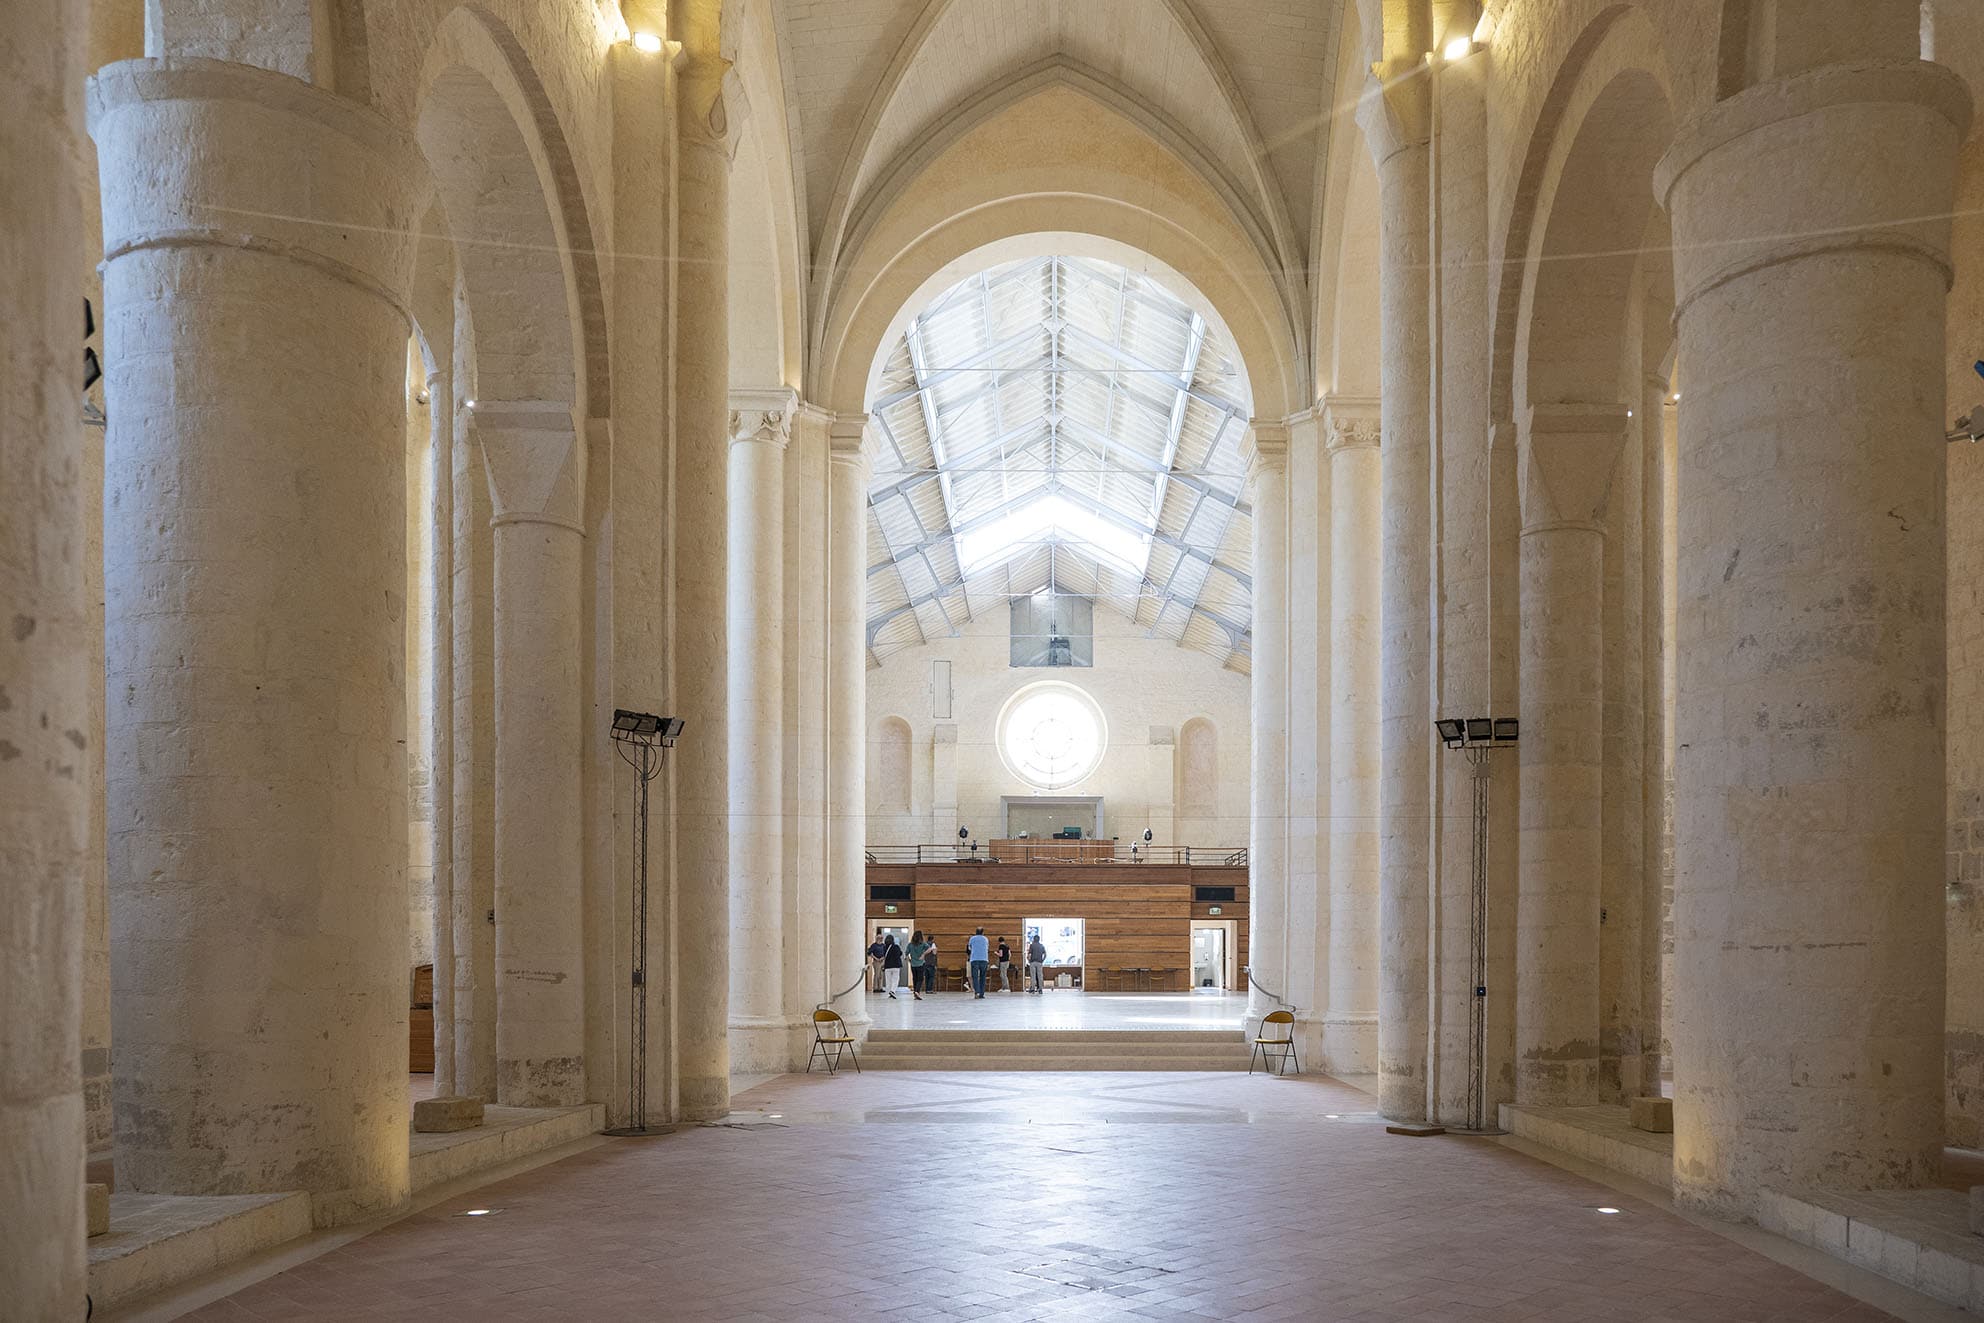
(1492, 6, 1678, 423)
(412, 6, 608, 422)
(1178, 717, 1218, 820)
(874, 716, 914, 815)
(811, 66, 1307, 419)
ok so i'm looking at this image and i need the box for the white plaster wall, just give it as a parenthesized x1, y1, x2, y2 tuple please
(865, 604, 1251, 846)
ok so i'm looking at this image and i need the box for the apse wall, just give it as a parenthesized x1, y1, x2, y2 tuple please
(865, 603, 1252, 848)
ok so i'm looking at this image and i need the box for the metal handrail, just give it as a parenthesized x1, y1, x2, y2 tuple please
(820, 968, 868, 1010)
(862, 843, 1249, 867)
(1242, 966, 1300, 1016)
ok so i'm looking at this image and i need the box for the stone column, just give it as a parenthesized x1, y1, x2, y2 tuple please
(785, 404, 833, 1016)
(2, 0, 87, 1307)
(424, 353, 455, 1096)
(91, 58, 420, 1223)
(1325, 397, 1383, 1074)
(1361, 72, 1434, 1121)
(475, 403, 588, 1106)
(672, 60, 731, 1120)
(1513, 404, 1626, 1106)
(1244, 422, 1289, 1020)
(828, 417, 872, 1026)
(1283, 408, 1326, 1054)
(727, 390, 790, 1073)
(1600, 386, 1645, 1103)
(1655, 39, 1969, 1209)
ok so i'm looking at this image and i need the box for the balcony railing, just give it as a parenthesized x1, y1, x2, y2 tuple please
(863, 843, 1249, 867)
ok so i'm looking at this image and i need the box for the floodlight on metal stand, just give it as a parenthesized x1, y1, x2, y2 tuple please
(604, 709, 683, 1136)
(1433, 714, 1519, 1135)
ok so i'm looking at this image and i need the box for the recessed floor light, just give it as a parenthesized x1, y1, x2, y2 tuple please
(460, 1208, 500, 1217)
(1594, 1207, 1621, 1215)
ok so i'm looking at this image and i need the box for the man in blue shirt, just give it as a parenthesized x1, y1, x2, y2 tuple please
(967, 928, 991, 999)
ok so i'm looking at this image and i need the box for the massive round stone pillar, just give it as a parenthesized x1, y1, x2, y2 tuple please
(2, 0, 88, 1308)
(672, 63, 731, 1119)
(727, 391, 790, 1072)
(91, 58, 420, 1223)
(1244, 425, 1289, 1021)
(827, 418, 872, 1028)
(477, 403, 587, 1107)
(1656, 50, 1970, 1211)
(1513, 406, 1626, 1106)
(1325, 399, 1383, 1073)
(1361, 77, 1433, 1121)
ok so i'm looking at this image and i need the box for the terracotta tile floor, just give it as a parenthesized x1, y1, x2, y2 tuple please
(185, 1072, 1902, 1322)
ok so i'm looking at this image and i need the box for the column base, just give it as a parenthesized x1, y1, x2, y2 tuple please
(728, 1016, 815, 1075)
(1321, 1014, 1378, 1076)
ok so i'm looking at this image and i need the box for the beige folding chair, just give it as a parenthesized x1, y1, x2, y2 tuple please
(1250, 1009, 1300, 1076)
(808, 1008, 859, 1075)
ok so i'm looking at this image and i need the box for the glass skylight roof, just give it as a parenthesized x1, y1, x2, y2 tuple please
(863, 255, 1255, 671)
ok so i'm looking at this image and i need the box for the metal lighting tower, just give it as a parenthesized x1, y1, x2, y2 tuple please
(604, 709, 683, 1137)
(1434, 716, 1519, 1134)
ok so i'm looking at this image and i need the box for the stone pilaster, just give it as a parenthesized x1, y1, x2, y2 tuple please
(1656, 46, 1970, 1211)
(727, 388, 794, 1072)
(828, 417, 872, 1027)
(477, 401, 587, 1106)
(1513, 403, 1627, 1107)
(1244, 422, 1289, 1023)
(91, 56, 422, 1223)
(1324, 396, 1382, 1075)
(671, 59, 732, 1120)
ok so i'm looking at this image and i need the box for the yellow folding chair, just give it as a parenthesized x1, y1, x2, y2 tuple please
(808, 1008, 860, 1075)
(1250, 1009, 1300, 1076)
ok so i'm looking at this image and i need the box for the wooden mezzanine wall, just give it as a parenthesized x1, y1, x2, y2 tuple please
(866, 862, 1249, 992)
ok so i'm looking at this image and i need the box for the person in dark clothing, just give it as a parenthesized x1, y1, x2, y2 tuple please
(881, 934, 905, 999)
(995, 937, 1014, 992)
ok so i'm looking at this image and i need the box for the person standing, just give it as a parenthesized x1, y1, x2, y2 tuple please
(868, 933, 887, 994)
(967, 927, 990, 999)
(905, 930, 931, 1000)
(881, 933, 905, 999)
(921, 934, 939, 995)
(1027, 932, 1048, 993)
(995, 936, 1014, 992)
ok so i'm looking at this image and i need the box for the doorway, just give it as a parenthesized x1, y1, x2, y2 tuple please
(867, 920, 912, 992)
(1191, 921, 1236, 991)
(1024, 917, 1085, 988)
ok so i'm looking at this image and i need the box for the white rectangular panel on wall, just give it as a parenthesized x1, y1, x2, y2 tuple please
(932, 659, 953, 719)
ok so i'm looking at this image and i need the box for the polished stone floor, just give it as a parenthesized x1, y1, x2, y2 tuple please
(169, 1070, 1947, 1323)
(862, 989, 1250, 1032)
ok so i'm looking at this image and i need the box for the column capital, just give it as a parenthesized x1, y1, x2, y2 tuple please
(1323, 394, 1383, 453)
(1242, 420, 1289, 479)
(89, 59, 427, 321)
(1356, 65, 1431, 167)
(1518, 403, 1630, 534)
(1655, 60, 1971, 319)
(829, 414, 872, 474)
(471, 400, 585, 532)
(728, 387, 797, 450)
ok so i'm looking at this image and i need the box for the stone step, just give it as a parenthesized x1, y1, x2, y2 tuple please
(860, 1039, 1250, 1058)
(864, 1028, 1246, 1044)
(860, 1054, 1254, 1072)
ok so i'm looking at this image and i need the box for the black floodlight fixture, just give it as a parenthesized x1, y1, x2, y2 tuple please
(1142, 828, 1154, 843)
(1435, 718, 1466, 748)
(959, 826, 970, 840)
(613, 709, 662, 736)
(1493, 718, 1520, 744)
(658, 717, 685, 745)
(1465, 717, 1493, 744)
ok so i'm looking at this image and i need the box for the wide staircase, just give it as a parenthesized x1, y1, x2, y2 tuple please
(860, 1027, 1253, 1071)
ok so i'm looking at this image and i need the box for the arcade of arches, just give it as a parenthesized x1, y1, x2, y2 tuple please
(11, 0, 1984, 1318)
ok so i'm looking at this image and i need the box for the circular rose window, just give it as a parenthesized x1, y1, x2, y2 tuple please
(998, 682, 1107, 791)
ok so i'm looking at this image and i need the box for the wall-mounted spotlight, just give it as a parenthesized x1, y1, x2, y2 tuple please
(612, 709, 684, 745)
(1435, 717, 1519, 750)
(1443, 37, 1474, 61)
(630, 30, 663, 54)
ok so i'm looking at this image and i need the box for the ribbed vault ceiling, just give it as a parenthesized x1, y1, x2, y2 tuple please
(864, 255, 1255, 672)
